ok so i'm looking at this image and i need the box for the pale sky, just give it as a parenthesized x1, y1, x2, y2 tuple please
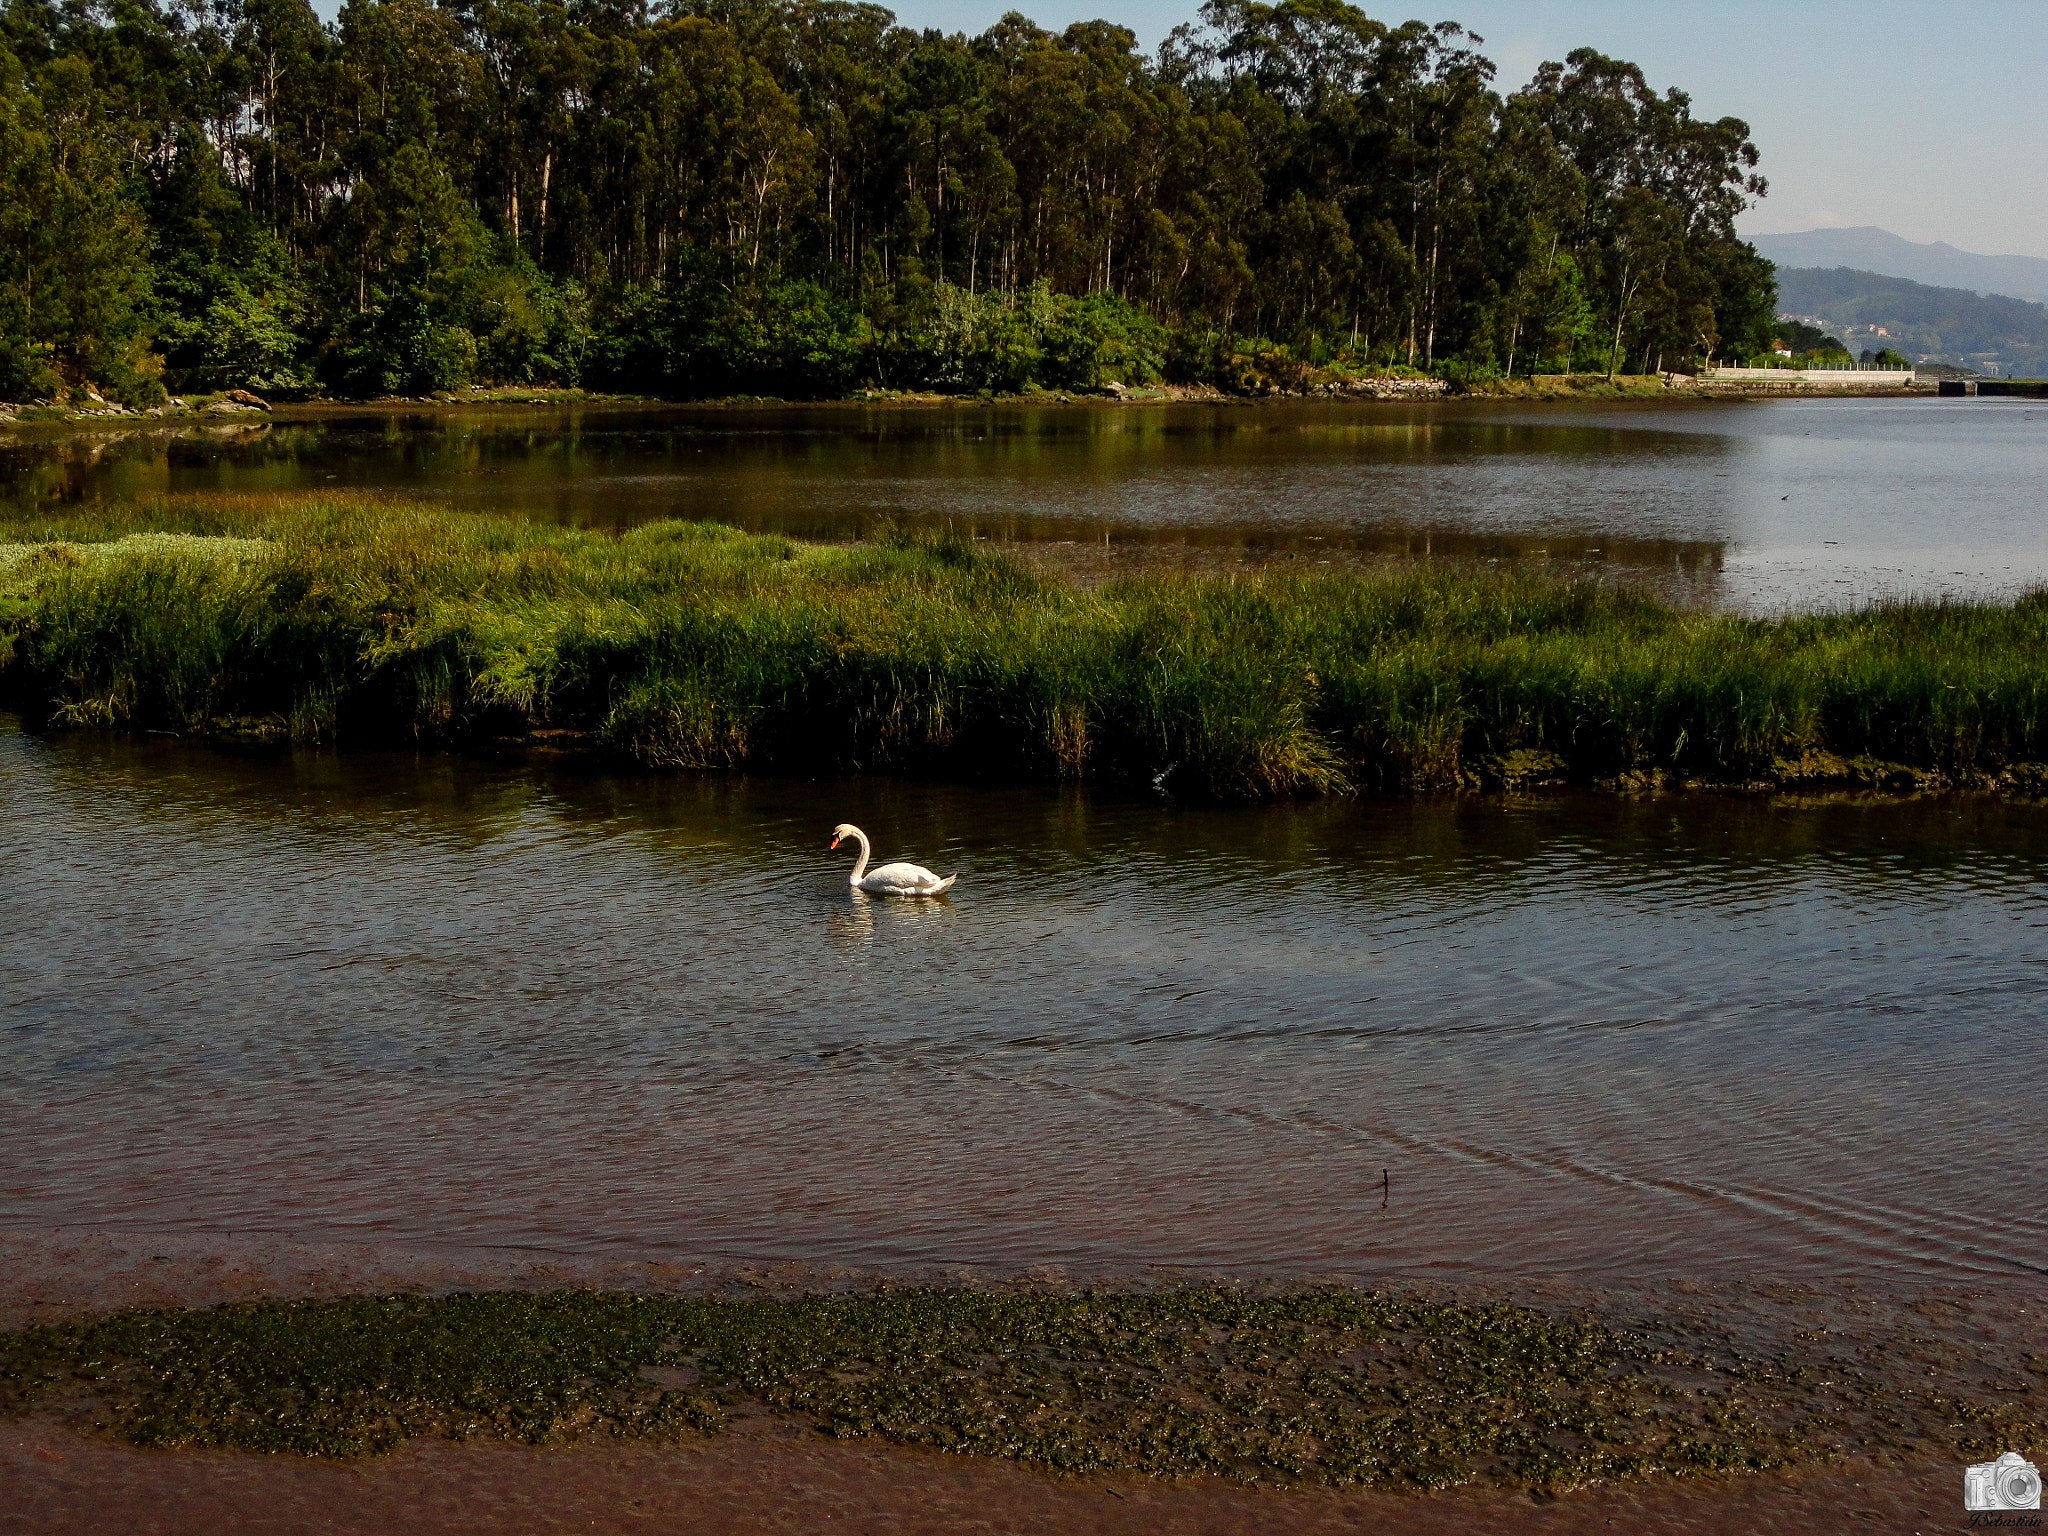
(880, 0, 2048, 260)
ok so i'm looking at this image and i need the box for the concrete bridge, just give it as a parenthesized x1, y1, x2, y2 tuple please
(1938, 378, 2048, 397)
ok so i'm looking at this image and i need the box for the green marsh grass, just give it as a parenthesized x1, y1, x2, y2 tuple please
(3, 493, 2046, 798)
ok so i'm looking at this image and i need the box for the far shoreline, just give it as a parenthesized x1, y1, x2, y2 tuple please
(0, 372, 1950, 436)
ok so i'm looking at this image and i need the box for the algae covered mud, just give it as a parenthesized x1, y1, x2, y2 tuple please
(4, 1286, 2041, 1494)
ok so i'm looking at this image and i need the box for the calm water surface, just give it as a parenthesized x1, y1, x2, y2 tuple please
(5, 720, 2044, 1288)
(5, 396, 2046, 612)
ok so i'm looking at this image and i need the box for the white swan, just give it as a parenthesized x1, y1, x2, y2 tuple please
(829, 823, 957, 896)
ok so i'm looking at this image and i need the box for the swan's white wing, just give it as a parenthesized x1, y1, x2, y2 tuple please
(859, 860, 954, 895)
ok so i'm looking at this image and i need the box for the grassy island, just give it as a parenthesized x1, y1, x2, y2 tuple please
(2, 1286, 2036, 1488)
(3, 495, 2046, 800)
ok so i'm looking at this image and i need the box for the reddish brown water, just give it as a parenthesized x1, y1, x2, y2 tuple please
(4, 720, 2044, 1291)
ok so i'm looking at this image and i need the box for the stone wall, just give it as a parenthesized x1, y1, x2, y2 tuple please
(1698, 367, 1916, 388)
(1315, 376, 1451, 399)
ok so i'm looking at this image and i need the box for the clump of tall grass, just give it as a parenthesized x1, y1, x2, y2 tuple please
(4, 494, 2046, 798)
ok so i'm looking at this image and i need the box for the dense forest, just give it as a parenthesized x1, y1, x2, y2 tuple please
(0, 0, 1780, 405)
(1776, 266, 2048, 377)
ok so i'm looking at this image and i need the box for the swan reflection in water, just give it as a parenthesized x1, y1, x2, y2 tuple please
(827, 886, 958, 949)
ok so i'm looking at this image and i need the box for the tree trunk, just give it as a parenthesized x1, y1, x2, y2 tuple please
(1607, 264, 1632, 381)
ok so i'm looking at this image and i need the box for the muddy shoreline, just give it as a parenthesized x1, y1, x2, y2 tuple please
(1, 1227, 2035, 1534)
(1, 1412, 1982, 1536)
(0, 373, 1940, 438)
(0, 1415, 1983, 1536)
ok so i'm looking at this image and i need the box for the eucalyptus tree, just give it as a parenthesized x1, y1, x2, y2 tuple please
(1510, 48, 1769, 375)
(0, 0, 1782, 401)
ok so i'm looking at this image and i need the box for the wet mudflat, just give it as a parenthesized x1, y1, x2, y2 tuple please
(0, 1411, 1989, 1536)
(6, 395, 2047, 612)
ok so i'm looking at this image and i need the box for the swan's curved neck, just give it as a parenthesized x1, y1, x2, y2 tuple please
(845, 827, 871, 885)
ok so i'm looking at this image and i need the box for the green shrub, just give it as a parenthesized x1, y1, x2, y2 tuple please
(585, 261, 865, 398)
(1041, 291, 1168, 389)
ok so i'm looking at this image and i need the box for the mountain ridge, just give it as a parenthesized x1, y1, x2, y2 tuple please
(1773, 266, 2048, 375)
(1750, 227, 2048, 305)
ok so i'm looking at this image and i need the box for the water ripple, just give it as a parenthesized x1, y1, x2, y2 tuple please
(4, 723, 2046, 1284)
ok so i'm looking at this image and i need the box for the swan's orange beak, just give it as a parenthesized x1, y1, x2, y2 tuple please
(828, 833, 841, 849)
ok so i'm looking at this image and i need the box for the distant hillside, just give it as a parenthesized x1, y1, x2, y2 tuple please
(1774, 267, 2048, 376)
(1753, 228, 2048, 305)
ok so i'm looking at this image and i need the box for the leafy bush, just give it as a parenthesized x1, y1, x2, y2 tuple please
(321, 303, 476, 397)
(0, 334, 57, 401)
(910, 281, 1048, 392)
(586, 259, 866, 398)
(887, 280, 1165, 394)
(188, 279, 313, 394)
(1041, 291, 1167, 389)
(466, 251, 590, 387)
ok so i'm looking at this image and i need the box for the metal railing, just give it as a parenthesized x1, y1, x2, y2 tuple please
(1737, 360, 1912, 371)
